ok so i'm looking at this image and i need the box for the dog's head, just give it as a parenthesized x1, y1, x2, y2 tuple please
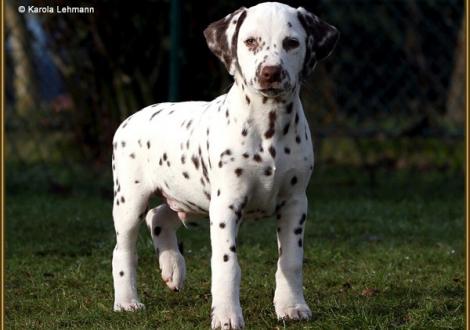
(204, 2, 339, 98)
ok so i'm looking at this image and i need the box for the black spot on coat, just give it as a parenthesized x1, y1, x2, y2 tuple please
(269, 146, 276, 158)
(300, 213, 307, 224)
(291, 176, 298, 185)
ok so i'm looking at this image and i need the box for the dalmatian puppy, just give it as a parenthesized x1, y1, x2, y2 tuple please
(111, 2, 338, 329)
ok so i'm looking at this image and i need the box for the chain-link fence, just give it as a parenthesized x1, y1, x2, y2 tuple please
(5, 0, 465, 190)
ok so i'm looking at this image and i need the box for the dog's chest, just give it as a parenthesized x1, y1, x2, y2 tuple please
(206, 101, 313, 216)
(225, 146, 300, 217)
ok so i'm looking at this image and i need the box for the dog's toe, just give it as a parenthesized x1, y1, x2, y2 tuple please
(211, 305, 245, 329)
(276, 303, 312, 321)
(159, 250, 186, 291)
(114, 300, 145, 312)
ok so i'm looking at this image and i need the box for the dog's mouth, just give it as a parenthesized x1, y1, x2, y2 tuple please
(258, 87, 285, 97)
(256, 80, 292, 97)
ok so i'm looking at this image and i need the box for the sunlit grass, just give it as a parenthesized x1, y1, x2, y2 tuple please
(5, 168, 464, 329)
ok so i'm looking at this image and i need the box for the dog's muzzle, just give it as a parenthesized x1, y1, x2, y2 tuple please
(257, 65, 290, 96)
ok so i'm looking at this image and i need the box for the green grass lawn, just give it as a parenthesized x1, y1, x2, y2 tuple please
(5, 167, 465, 329)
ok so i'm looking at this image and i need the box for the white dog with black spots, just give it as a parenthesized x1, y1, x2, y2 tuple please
(111, 2, 338, 329)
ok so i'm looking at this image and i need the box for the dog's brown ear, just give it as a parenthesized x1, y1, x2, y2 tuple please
(204, 7, 247, 75)
(297, 7, 339, 78)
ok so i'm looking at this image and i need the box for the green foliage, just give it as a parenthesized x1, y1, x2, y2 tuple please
(30, 0, 464, 163)
(5, 168, 464, 329)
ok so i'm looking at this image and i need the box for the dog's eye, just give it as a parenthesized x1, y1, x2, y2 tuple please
(283, 37, 300, 51)
(244, 38, 258, 48)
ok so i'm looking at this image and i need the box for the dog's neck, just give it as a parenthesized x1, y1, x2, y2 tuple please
(223, 75, 302, 143)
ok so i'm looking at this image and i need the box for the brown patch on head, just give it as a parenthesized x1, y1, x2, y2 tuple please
(297, 8, 339, 78)
(204, 17, 231, 69)
(244, 37, 260, 53)
(231, 10, 248, 74)
(204, 8, 247, 74)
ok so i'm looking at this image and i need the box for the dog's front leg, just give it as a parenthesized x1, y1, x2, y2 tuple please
(209, 195, 245, 330)
(274, 194, 312, 320)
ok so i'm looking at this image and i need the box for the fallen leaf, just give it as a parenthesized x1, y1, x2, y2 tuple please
(361, 287, 379, 297)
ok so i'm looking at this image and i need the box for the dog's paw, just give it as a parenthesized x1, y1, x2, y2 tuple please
(113, 300, 145, 312)
(159, 250, 186, 291)
(275, 303, 312, 320)
(211, 305, 245, 329)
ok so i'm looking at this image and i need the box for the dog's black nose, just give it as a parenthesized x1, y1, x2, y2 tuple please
(260, 65, 282, 85)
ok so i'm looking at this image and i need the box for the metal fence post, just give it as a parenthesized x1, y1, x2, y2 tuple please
(169, 0, 181, 102)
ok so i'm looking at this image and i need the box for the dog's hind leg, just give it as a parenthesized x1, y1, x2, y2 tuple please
(146, 204, 186, 291)
(112, 181, 150, 311)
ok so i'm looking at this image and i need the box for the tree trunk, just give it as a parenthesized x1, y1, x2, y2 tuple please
(5, 1, 39, 116)
(446, 16, 465, 125)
